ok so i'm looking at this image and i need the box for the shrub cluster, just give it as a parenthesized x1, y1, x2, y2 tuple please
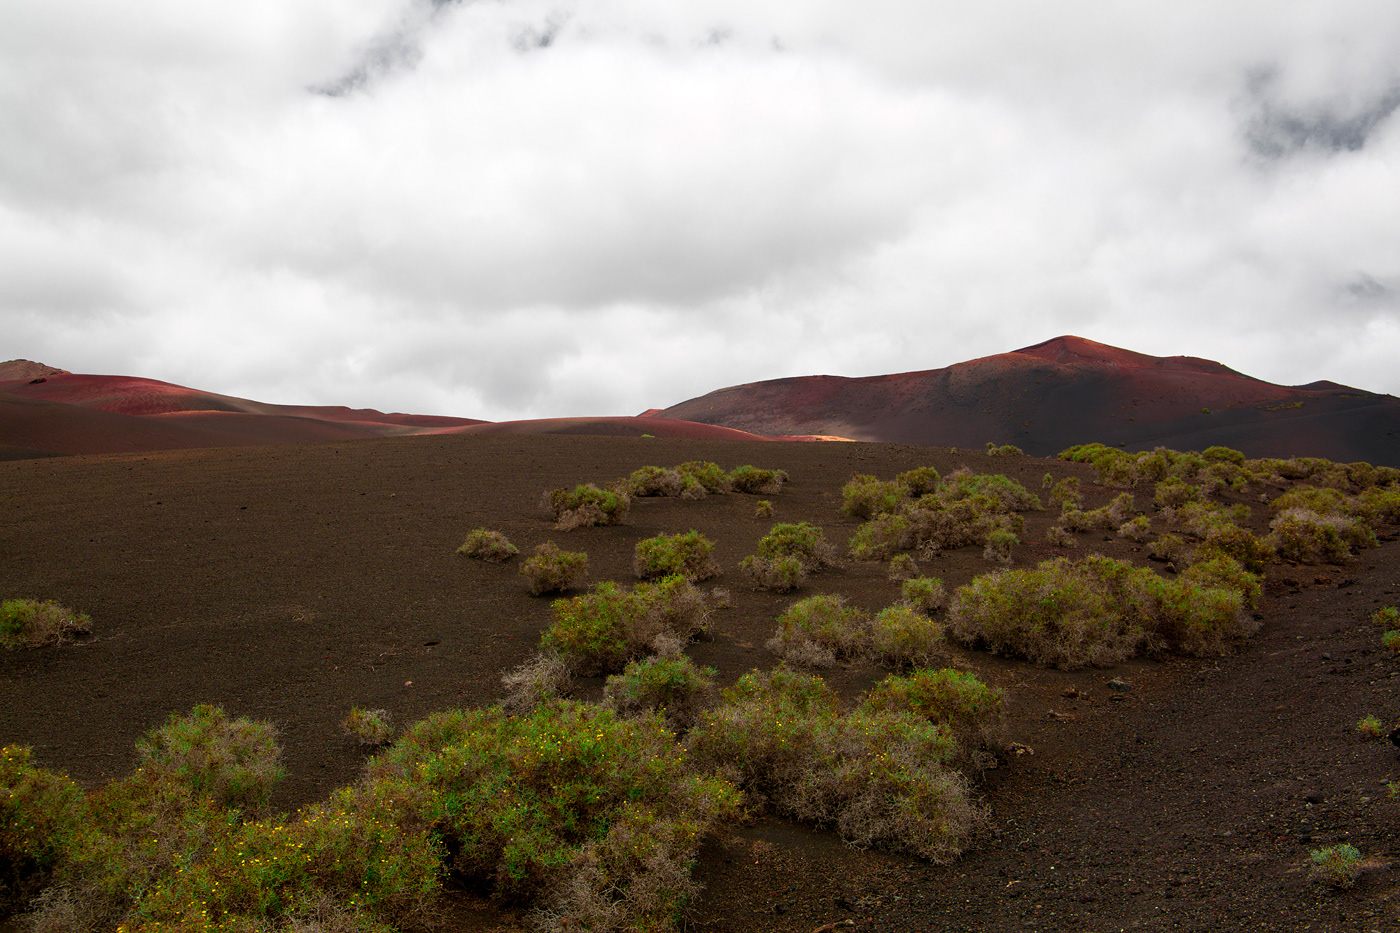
(544, 484, 631, 530)
(634, 530, 721, 582)
(766, 594, 948, 670)
(603, 655, 718, 731)
(542, 575, 711, 675)
(1267, 509, 1376, 563)
(520, 541, 589, 595)
(740, 522, 838, 592)
(846, 469, 1040, 562)
(687, 669, 985, 862)
(341, 707, 394, 746)
(456, 528, 519, 562)
(947, 555, 1258, 669)
(985, 443, 1022, 457)
(0, 599, 91, 650)
(728, 465, 789, 495)
(622, 465, 705, 500)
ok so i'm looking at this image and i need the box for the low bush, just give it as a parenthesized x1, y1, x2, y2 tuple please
(754, 499, 775, 518)
(1117, 516, 1152, 543)
(136, 704, 285, 811)
(897, 466, 942, 497)
(985, 443, 1022, 457)
(0, 745, 86, 914)
(456, 528, 519, 562)
(0, 599, 91, 650)
(1382, 630, 1400, 656)
(1181, 554, 1262, 609)
(1060, 493, 1137, 533)
(1192, 523, 1272, 574)
(687, 669, 982, 862)
(1148, 533, 1185, 562)
(341, 707, 393, 746)
(981, 526, 1019, 563)
(1153, 477, 1201, 510)
(622, 465, 690, 498)
(887, 553, 919, 581)
(869, 605, 949, 669)
(634, 530, 721, 582)
(542, 576, 710, 676)
(947, 555, 1255, 669)
(848, 511, 913, 561)
(841, 474, 908, 520)
(899, 576, 946, 613)
(500, 651, 573, 713)
(1310, 843, 1364, 888)
(520, 542, 589, 596)
(859, 669, 1005, 758)
(359, 702, 739, 928)
(1374, 606, 1400, 628)
(739, 553, 807, 592)
(676, 460, 732, 494)
(1047, 477, 1083, 513)
(1358, 715, 1385, 740)
(1046, 524, 1078, 548)
(544, 484, 631, 530)
(728, 466, 788, 495)
(751, 522, 838, 573)
(766, 595, 870, 667)
(938, 470, 1042, 511)
(1267, 508, 1376, 563)
(603, 655, 718, 730)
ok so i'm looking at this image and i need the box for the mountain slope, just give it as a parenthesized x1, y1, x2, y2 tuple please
(658, 336, 1400, 465)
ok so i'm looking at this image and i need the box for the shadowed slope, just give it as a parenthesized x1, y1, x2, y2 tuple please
(659, 336, 1400, 465)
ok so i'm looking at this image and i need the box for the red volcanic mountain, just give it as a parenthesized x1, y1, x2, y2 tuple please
(0, 366, 766, 460)
(658, 336, 1400, 466)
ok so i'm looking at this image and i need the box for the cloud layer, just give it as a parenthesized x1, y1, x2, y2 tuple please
(3, 1, 1399, 419)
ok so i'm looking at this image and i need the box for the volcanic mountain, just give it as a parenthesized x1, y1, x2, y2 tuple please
(658, 336, 1400, 466)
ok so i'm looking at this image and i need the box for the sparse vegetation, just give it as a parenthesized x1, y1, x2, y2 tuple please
(985, 442, 1022, 457)
(1310, 843, 1364, 888)
(766, 594, 870, 668)
(1267, 509, 1376, 563)
(603, 655, 718, 730)
(0, 599, 91, 650)
(687, 669, 984, 862)
(728, 466, 789, 495)
(542, 575, 710, 675)
(544, 483, 631, 530)
(1357, 714, 1385, 740)
(634, 530, 721, 582)
(860, 668, 1005, 760)
(341, 707, 393, 746)
(676, 460, 732, 494)
(754, 499, 774, 518)
(456, 528, 519, 561)
(741, 522, 838, 591)
(869, 604, 949, 669)
(899, 576, 947, 613)
(948, 555, 1256, 669)
(520, 541, 589, 595)
(887, 553, 919, 581)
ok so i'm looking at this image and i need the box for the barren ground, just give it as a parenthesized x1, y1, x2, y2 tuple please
(1, 433, 1397, 932)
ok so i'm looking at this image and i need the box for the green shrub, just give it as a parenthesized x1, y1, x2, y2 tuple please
(766, 595, 870, 667)
(1046, 524, 1077, 548)
(981, 525, 1019, 563)
(456, 528, 519, 562)
(1202, 446, 1246, 465)
(1374, 606, 1400, 628)
(1271, 485, 1350, 516)
(622, 465, 688, 498)
(1148, 533, 1185, 562)
(841, 474, 908, 519)
(739, 553, 807, 592)
(887, 553, 919, 581)
(687, 669, 981, 862)
(859, 669, 1005, 757)
(1268, 509, 1376, 563)
(1061, 493, 1137, 533)
(1382, 630, 1400, 656)
(1355, 484, 1400, 524)
(676, 460, 732, 494)
(342, 708, 393, 747)
(634, 530, 721, 582)
(1153, 477, 1200, 510)
(1048, 477, 1083, 513)
(1310, 843, 1364, 888)
(985, 442, 1022, 457)
(870, 605, 949, 669)
(899, 576, 946, 613)
(752, 522, 838, 572)
(1192, 523, 1272, 574)
(1117, 516, 1152, 543)
(1358, 715, 1385, 740)
(603, 655, 718, 730)
(542, 576, 710, 675)
(358, 702, 739, 927)
(135, 704, 285, 811)
(728, 466, 788, 495)
(1181, 554, 1262, 609)
(754, 499, 774, 518)
(896, 466, 942, 497)
(520, 541, 589, 596)
(938, 470, 1042, 511)
(0, 745, 86, 913)
(948, 555, 1254, 669)
(848, 512, 913, 561)
(544, 483, 631, 530)
(0, 599, 91, 650)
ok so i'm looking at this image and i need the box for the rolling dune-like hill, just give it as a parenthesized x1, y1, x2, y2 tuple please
(658, 336, 1400, 466)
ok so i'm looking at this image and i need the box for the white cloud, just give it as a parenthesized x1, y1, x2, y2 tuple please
(2, 0, 1399, 421)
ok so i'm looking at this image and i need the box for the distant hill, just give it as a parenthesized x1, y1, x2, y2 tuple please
(657, 336, 1400, 466)
(0, 364, 768, 459)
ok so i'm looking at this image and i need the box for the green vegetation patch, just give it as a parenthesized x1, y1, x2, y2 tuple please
(0, 599, 91, 650)
(633, 530, 721, 582)
(542, 576, 710, 675)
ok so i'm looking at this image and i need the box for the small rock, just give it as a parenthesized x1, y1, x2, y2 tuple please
(1106, 678, 1132, 692)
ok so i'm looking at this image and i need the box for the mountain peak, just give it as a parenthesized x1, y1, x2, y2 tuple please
(0, 360, 70, 382)
(1012, 336, 1162, 368)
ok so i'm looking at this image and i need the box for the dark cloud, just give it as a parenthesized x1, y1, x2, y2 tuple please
(1244, 67, 1400, 158)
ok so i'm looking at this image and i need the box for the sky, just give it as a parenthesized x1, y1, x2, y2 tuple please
(3, 1, 1399, 421)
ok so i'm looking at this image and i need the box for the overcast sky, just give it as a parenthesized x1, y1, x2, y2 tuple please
(3, 1, 1399, 420)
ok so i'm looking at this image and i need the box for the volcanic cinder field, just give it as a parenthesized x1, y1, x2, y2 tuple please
(2, 341, 1400, 932)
